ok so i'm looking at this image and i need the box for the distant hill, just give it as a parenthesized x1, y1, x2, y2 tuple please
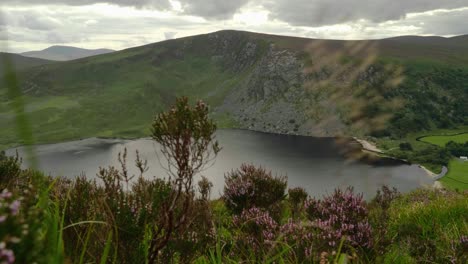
(0, 30, 467, 148)
(21, 46, 115, 61)
(0, 52, 53, 75)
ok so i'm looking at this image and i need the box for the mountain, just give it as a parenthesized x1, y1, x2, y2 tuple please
(1, 30, 467, 148)
(21, 46, 115, 61)
(0, 52, 53, 75)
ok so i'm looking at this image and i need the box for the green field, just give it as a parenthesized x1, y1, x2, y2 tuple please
(419, 133, 468, 146)
(440, 159, 468, 190)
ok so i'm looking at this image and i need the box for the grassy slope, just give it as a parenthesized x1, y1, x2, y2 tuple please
(21, 46, 115, 61)
(420, 133, 468, 146)
(419, 132, 468, 190)
(440, 159, 468, 190)
(1, 30, 468, 150)
(0, 52, 53, 74)
(377, 128, 468, 190)
(0, 36, 251, 148)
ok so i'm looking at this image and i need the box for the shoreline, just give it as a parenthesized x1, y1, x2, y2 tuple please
(4, 131, 447, 189)
(353, 137, 383, 154)
(353, 137, 448, 188)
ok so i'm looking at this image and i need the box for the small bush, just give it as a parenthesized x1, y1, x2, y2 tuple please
(224, 164, 287, 215)
(368, 186, 401, 256)
(0, 151, 22, 189)
(288, 187, 308, 218)
(399, 142, 413, 151)
(306, 187, 373, 254)
(232, 207, 278, 255)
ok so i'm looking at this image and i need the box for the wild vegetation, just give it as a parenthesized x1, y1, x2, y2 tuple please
(1, 98, 467, 263)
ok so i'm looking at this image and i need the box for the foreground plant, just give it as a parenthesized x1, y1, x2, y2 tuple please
(306, 187, 373, 255)
(148, 97, 220, 263)
(224, 164, 287, 216)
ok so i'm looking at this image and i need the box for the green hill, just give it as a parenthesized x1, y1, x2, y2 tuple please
(1, 30, 467, 148)
(0, 52, 53, 75)
(21, 45, 115, 61)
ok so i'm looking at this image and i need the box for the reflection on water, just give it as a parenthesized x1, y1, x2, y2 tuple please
(7, 129, 432, 199)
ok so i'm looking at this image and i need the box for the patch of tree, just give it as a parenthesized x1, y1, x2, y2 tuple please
(445, 141, 468, 157)
(390, 145, 451, 167)
(369, 66, 468, 138)
(399, 142, 413, 151)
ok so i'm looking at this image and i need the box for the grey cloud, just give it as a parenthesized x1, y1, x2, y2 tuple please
(0, 0, 172, 10)
(411, 9, 468, 36)
(0, 0, 249, 20)
(264, 0, 468, 27)
(178, 0, 249, 19)
(19, 14, 61, 30)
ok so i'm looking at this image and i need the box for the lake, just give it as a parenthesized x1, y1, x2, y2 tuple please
(6, 129, 433, 199)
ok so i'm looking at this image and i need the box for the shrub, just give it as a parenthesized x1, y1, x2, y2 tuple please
(224, 164, 287, 215)
(399, 142, 413, 151)
(232, 207, 278, 256)
(279, 219, 314, 261)
(148, 97, 220, 263)
(306, 187, 373, 254)
(0, 151, 22, 189)
(288, 187, 308, 218)
(368, 186, 401, 256)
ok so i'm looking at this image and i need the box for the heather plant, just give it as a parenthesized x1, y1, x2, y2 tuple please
(224, 164, 287, 216)
(306, 187, 373, 257)
(279, 218, 315, 261)
(198, 176, 214, 201)
(232, 207, 279, 258)
(288, 187, 308, 219)
(0, 189, 20, 264)
(0, 168, 62, 264)
(148, 97, 220, 263)
(0, 151, 22, 189)
(368, 185, 400, 256)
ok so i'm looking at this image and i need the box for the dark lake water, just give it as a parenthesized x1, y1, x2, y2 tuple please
(7, 129, 433, 199)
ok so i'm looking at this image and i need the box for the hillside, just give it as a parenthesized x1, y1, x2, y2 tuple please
(0, 52, 53, 74)
(1, 30, 467, 148)
(21, 46, 115, 61)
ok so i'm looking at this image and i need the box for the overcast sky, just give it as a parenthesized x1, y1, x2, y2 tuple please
(1, 0, 468, 53)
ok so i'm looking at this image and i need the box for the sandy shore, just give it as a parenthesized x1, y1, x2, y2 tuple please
(353, 137, 383, 154)
(353, 137, 446, 189)
(418, 165, 448, 189)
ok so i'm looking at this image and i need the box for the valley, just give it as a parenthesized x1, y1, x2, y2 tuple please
(1, 30, 467, 190)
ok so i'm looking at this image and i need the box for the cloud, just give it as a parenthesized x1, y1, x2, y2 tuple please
(0, 0, 249, 20)
(1, 1, 468, 53)
(414, 8, 468, 36)
(19, 14, 61, 30)
(263, 0, 468, 27)
(0, 0, 172, 10)
(164, 31, 177, 39)
(178, 0, 249, 19)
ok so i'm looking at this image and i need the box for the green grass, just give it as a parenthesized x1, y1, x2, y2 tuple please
(376, 127, 468, 173)
(420, 133, 468, 147)
(384, 189, 468, 263)
(0, 51, 248, 149)
(440, 159, 468, 190)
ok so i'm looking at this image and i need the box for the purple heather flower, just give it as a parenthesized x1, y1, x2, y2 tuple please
(0, 190, 12, 199)
(9, 200, 20, 216)
(0, 248, 15, 264)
